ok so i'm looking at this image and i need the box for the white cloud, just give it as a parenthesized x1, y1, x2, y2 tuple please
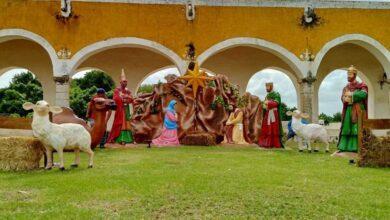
(0, 68, 29, 88)
(246, 69, 298, 108)
(318, 69, 362, 116)
(72, 70, 89, 79)
(141, 68, 180, 85)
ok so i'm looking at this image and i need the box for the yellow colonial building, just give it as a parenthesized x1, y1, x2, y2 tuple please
(0, 0, 389, 120)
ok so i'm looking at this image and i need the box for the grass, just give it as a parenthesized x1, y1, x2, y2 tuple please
(0, 143, 389, 219)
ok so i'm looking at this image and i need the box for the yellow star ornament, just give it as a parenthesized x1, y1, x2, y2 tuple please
(180, 63, 214, 97)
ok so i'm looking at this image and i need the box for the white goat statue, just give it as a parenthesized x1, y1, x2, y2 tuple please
(23, 101, 93, 170)
(287, 110, 330, 153)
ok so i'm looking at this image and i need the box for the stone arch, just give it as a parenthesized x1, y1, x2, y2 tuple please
(68, 37, 187, 76)
(0, 30, 58, 104)
(313, 34, 390, 78)
(0, 29, 58, 73)
(246, 66, 301, 109)
(0, 67, 46, 104)
(135, 65, 179, 92)
(74, 66, 108, 75)
(197, 37, 306, 79)
(73, 66, 112, 82)
(312, 34, 390, 120)
(0, 67, 40, 80)
(199, 68, 217, 76)
(0, 66, 23, 76)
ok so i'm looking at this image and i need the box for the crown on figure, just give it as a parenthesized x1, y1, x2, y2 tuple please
(265, 82, 273, 86)
(120, 68, 127, 82)
(348, 65, 358, 74)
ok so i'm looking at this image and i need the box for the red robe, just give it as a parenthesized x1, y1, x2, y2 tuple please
(107, 87, 133, 143)
(258, 100, 282, 148)
(340, 81, 368, 123)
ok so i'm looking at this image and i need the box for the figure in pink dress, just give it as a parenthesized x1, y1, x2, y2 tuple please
(152, 100, 180, 147)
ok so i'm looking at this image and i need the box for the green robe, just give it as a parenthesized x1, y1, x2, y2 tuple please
(337, 90, 367, 152)
(265, 91, 284, 144)
(115, 105, 134, 144)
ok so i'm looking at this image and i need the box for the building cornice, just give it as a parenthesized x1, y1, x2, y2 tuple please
(67, 0, 390, 9)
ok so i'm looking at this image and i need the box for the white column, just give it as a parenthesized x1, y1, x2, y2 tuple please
(54, 75, 70, 107)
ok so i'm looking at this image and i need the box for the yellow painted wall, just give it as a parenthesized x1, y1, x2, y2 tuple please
(1, 0, 389, 58)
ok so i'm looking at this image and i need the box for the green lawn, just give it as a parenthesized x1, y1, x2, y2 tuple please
(0, 143, 389, 219)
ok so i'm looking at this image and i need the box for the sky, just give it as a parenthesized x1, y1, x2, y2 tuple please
(246, 69, 297, 108)
(0, 68, 27, 88)
(72, 70, 89, 79)
(0, 67, 358, 115)
(141, 68, 180, 84)
(318, 69, 362, 115)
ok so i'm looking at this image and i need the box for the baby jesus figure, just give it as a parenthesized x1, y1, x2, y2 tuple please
(343, 90, 353, 105)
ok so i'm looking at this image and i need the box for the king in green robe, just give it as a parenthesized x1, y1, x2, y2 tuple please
(337, 66, 368, 152)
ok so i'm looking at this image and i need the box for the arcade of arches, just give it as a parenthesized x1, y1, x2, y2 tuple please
(1, 0, 389, 121)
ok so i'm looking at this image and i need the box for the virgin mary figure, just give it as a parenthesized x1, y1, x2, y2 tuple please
(152, 100, 180, 147)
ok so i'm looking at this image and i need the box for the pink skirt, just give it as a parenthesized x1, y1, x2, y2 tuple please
(152, 128, 180, 147)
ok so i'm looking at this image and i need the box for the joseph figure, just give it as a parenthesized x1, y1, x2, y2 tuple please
(258, 82, 283, 148)
(337, 65, 368, 152)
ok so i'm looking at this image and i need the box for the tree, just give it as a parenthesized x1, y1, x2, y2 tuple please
(0, 90, 26, 116)
(72, 70, 114, 92)
(9, 72, 43, 103)
(332, 112, 342, 122)
(9, 83, 43, 103)
(70, 86, 98, 118)
(319, 113, 332, 125)
(137, 84, 154, 94)
(11, 72, 41, 86)
(0, 70, 115, 118)
(69, 70, 115, 118)
(280, 102, 297, 121)
(0, 71, 43, 117)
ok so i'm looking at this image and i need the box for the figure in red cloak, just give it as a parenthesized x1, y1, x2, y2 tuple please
(106, 69, 134, 145)
(258, 82, 284, 148)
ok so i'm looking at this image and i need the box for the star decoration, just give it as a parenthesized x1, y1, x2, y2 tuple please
(180, 62, 214, 97)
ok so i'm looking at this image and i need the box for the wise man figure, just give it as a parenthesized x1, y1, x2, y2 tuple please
(258, 82, 283, 148)
(107, 69, 135, 145)
(337, 65, 368, 152)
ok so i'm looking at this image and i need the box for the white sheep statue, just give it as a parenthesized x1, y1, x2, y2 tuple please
(23, 101, 93, 170)
(287, 110, 330, 153)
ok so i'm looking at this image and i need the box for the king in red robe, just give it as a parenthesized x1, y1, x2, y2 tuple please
(258, 82, 284, 148)
(107, 69, 134, 145)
